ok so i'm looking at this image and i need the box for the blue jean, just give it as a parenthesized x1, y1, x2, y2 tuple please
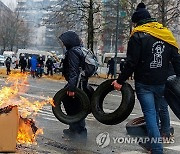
(135, 82, 170, 154)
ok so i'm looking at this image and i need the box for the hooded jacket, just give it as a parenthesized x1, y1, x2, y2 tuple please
(59, 31, 84, 91)
(117, 19, 180, 85)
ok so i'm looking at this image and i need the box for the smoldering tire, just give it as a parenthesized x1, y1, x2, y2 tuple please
(126, 117, 174, 137)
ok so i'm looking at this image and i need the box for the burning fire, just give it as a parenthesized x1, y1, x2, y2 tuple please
(0, 73, 54, 145)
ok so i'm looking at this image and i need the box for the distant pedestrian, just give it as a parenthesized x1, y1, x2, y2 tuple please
(30, 56, 37, 78)
(19, 54, 27, 73)
(12, 55, 17, 69)
(5, 57, 12, 75)
(107, 57, 115, 79)
(120, 58, 125, 73)
(45, 56, 53, 76)
(37, 54, 44, 77)
(27, 56, 32, 70)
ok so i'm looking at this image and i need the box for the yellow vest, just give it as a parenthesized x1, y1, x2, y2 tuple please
(131, 22, 179, 50)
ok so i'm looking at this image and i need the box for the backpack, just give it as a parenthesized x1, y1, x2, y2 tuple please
(81, 47, 99, 77)
(62, 47, 99, 78)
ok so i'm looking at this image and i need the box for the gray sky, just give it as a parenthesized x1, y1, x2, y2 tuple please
(0, 0, 17, 10)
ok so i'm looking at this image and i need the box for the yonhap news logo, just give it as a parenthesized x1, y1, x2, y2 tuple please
(96, 132, 174, 148)
(96, 132, 110, 148)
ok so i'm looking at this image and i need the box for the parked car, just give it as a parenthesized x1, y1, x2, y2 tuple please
(0, 55, 5, 66)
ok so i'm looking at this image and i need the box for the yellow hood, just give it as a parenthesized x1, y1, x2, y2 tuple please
(131, 22, 179, 49)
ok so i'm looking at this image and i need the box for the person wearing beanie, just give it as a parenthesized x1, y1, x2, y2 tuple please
(131, 2, 151, 24)
(112, 2, 180, 154)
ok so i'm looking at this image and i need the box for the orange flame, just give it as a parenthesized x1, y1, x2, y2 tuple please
(0, 73, 54, 144)
(17, 117, 43, 145)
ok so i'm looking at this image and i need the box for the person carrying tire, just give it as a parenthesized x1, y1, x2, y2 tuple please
(58, 31, 91, 139)
(111, 2, 180, 154)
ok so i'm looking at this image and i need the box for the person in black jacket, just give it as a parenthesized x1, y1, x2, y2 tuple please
(45, 56, 53, 76)
(107, 58, 115, 79)
(59, 31, 91, 139)
(37, 55, 44, 77)
(112, 3, 180, 154)
(119, 58, 125, 74)
(19, 54, 27, 73)
(5, 57, 12, 75)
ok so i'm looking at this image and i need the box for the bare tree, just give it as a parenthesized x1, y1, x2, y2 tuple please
(45, 0, 102, 53)
(0, 11, 30, 52)
(101, 0, 135, 53)
(142, 0, 180, 27)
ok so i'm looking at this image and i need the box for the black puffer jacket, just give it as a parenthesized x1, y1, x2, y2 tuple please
(117, 23, 180, 85)
(59, 31, 84, 91)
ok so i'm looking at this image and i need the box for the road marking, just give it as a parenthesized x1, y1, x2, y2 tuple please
(109, 93, 138, 100)
(38, 112, 55, 118)
(164, 145, 180, 151)
(24, 84, 58, 91)
(43, 117, 59, 122)
(129, 113, 137, 116)
(120, 151, 146, 154)
(19, 92, 49, 100)
(170, 120, 180, 126)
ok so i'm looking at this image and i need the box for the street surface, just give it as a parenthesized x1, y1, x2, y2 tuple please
(0, 74, 179, 154)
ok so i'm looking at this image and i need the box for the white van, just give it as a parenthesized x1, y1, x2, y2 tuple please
(3, 51, 15, 58)
(16, 49, 60, 63)
(103, 52, 126, 64)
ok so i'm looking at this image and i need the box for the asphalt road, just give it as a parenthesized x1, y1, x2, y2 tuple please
(0, 75, 179, 154)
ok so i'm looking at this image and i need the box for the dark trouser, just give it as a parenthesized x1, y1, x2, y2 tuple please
(107, 69, 114, 78)
(21, 66, 26, 73)
(47, 67, 53, 75)
(6, 66, 11, 75)
(63, 77, 90, 132)
(31, 70, 35, 78)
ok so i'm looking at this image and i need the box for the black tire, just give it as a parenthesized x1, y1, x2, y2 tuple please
(126, 117, 174, 137)
(91, 79, 135, 125)
(52, 87, 91, 124)
(165, 76, 180, 120)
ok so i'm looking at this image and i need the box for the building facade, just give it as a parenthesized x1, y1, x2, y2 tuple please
(16, 0, 61, 52)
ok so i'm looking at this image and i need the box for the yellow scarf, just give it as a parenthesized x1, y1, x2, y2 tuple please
(131, 22, 179, 49)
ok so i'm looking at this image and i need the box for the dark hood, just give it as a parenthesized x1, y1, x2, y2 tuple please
(59, 31, 81, 50)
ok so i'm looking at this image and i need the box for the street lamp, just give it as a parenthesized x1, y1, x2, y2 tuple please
(114, 0, 120, 79)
